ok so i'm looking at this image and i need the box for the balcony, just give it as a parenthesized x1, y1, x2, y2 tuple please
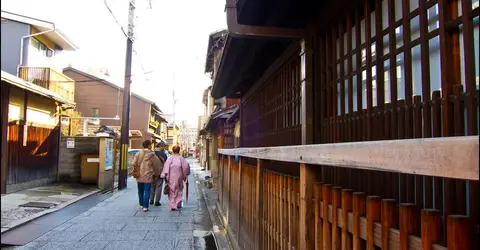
(18, 67, 75, 101)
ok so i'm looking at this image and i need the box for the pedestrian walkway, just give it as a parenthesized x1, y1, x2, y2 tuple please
(1, 183, 99, 233)
(13, 173, 200, 250)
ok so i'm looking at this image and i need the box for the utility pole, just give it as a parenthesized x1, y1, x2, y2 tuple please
(118, 0, 136, 190)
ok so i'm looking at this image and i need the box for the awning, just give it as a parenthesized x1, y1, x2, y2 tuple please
(1, 70, 75, 106)
(147, 131, 162, 139)
(129, 130, 143, 140)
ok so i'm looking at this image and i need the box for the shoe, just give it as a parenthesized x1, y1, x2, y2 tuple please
(154, 202, 161, 206)
(171, 208, 176, 211)
(143, 208, 148, 212)
(149, 200, 153, 205)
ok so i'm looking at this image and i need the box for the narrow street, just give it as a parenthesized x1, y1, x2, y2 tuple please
(2, 160, 218, 250)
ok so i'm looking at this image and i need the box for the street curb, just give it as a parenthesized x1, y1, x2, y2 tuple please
(1, 188, 102, 234)
(195, 172, 233, 250)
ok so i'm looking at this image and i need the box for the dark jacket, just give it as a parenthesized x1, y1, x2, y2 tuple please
(155, 150, 168, 162)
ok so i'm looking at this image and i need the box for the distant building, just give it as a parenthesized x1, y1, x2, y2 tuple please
(63, 67, 167, 148)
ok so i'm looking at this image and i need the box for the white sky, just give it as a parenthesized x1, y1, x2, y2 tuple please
(1, 0, 226, 127)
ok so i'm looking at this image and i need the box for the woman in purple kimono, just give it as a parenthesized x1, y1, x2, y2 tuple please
(161, 146, 190, 210)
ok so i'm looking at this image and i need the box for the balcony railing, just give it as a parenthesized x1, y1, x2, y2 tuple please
(18, 67, 75, 101)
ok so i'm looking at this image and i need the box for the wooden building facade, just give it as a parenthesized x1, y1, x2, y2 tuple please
(211, 0, 479, 249)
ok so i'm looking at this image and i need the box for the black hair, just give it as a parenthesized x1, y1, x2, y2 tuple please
(142, 140, 152, 148)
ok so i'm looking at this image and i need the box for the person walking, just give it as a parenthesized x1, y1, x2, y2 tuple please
(161, 145, 190, 211)
(132, 140, 162, 212)
(149, 142, 167, 206)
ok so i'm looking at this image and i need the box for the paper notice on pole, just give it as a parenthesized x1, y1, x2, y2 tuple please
(66, 139, 75, 149)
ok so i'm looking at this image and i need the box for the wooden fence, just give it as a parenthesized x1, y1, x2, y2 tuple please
(7, 124, 59, 186)
(217, 136, 478, 250)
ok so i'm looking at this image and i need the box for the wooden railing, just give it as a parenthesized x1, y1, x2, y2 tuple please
(217, 136, 478, 250)
(18, 66, 75, 101)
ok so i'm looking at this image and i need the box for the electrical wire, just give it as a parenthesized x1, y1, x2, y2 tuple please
(103, 0, 151, 81)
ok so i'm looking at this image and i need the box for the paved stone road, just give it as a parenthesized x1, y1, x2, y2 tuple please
(2, 184, 99, 233)
(14, 172, 200, 250)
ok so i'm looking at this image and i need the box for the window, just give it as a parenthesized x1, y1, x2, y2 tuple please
(30, 37, 54, 58)
(92, 108, 99, 117)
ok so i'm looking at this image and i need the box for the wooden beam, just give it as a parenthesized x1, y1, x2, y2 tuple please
(299, 163, 316, 250)
(218, 136, 479, 180)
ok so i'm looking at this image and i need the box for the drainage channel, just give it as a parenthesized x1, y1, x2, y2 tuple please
(192, 173, 218, 250)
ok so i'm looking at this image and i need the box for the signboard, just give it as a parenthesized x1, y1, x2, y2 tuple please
(87, 158, 99, 163)
(104, 138, 113, 170)
(66, 138, 75, 149)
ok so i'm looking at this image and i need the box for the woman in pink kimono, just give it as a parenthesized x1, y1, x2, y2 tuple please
(161, 146, 190, 210)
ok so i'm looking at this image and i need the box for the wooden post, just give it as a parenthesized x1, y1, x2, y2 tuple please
(300, 31, 315, 145)
(399, 203, 418, 250)
(299, 163, 316, 250)
(447, 215, 471, 250)
(1, 83, 10, 194)
(421, 209, 441, 250)
(255, 159, 264, 250)
(341, 189, 353, 250)
(353, 193, 368, 250)
(381, 199, 398, 250)
(366, 196, 380, 250)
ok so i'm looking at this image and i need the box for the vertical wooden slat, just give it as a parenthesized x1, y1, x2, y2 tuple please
(323, 184, 332, 250)
(438, 0, 458, 137)
(375, 0, 385, 138)
(315, 183, 323, 250)
(421, 209, 441, 250)
(355, 7, 363, 133)
(346, 11, 354, 141)
(447, 215, 471, 250)
(382, 199, 398, 250)
(341, 189, 353, 250)
(419, 0, 432, 138)
(227, 155, 232, 223)
(301, 35, 315, 145)
(255, 159, 264, 250)
(299, 163, 316, 250)
(399, 203, 419, 250)
(332, 186, 342, 250)
(460, 0, 477, 136)
(238, 157, 243, 243)
(353, 192, 367, 250)
(288, 177, 293, 250)
(364, 0, 373, 140)
(388, 0, 398, 136)
(366, 195, 380, 250)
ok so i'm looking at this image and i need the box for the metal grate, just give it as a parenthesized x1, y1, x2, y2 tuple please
(19, 202, 57, 209)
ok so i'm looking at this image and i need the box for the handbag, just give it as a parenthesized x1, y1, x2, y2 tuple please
(132, 165, 140, 179)
(163, 184, 169, 195)
(132, 151, 146, 179)
(163, 158, 172, 195)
